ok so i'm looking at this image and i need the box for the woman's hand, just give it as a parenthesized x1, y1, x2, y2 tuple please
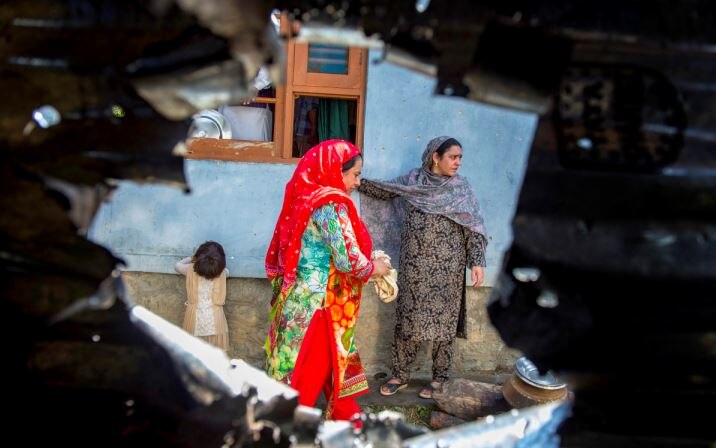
(372, 258, 391, 278)
(470, 266, 484, 288)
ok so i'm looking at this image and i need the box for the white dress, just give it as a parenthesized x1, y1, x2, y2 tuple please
(194, 276, 216, 337)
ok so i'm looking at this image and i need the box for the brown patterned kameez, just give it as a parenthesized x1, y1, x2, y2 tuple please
(359, 179, 486, 381)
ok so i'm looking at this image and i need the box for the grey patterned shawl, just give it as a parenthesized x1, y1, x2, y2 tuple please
(360, 136, 487, 262)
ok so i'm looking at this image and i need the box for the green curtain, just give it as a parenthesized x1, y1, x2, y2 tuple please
(318, 98, 351, 142)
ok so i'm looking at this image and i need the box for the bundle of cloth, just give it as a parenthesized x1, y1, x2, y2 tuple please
(370, 250, 398, 303)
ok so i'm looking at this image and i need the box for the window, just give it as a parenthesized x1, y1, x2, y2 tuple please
(307, 44, 348, 74)
(187, 16, 368, 163)
(291, 95, 358, 158)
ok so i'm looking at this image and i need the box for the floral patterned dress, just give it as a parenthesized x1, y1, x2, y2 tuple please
(265, 202, 373, 398)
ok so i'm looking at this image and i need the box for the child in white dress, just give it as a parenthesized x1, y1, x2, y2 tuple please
(175, 241, 229, 352)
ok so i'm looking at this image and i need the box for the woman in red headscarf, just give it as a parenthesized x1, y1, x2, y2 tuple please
(264, 140, 390, 420)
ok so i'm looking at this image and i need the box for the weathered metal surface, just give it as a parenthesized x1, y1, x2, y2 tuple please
(406, 401, 572, 448)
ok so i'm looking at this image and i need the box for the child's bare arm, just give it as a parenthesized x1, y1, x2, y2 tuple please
(174, 256, 192, 275)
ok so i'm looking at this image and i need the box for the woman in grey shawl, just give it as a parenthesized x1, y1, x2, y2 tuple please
(358, 136, 487, 399)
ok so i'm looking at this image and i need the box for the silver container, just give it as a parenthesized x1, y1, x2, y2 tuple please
(514, 357, 566, 390)
(188, 109, 232, 139)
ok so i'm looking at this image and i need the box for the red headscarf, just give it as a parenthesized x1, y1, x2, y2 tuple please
(265, 140, 372, 292)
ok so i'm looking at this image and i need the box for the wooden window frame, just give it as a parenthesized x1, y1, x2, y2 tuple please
(294, 44, 365, 89)
(187, 18, 368, 164)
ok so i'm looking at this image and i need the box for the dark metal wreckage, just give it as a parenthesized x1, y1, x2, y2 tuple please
(1, 1, 714, 446)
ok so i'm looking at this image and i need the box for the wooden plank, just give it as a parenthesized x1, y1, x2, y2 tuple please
(283, 38, 297, 158)
(291, 86, 362, 98)
(274, 83, 288, 158)
(185, 138, 298, 164)
(355, 52, 367, 150)
(250, 96, 276, 104)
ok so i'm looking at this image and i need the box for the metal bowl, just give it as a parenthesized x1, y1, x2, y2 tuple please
(188, 109, 232, 139)
(514, 357, 566, 390)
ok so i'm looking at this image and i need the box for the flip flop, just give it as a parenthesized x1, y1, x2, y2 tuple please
(418, 382, 442, 399)
(379, 380, 408, 396)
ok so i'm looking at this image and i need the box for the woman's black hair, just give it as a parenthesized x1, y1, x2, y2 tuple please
(435, 138, 462, 157)
(193, 241, 226, 279)
(342, 153, 362, 172)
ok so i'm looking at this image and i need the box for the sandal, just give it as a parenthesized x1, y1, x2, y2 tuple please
(418, 381, 442, 399)
(379, 379, 408, 396)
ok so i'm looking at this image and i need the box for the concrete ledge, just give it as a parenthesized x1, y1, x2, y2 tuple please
(121, 271, 520, 379)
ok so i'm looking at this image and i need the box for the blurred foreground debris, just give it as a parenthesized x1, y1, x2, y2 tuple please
(3, 0, 715, 446)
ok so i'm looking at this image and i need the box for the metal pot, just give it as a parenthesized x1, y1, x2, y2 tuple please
(188, 109, 232, 139)
(503, 357, 568, 409)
